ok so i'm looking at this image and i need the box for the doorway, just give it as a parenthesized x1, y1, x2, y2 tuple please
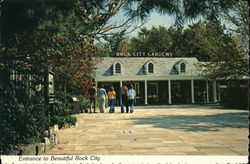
(148, 83, 158, 104)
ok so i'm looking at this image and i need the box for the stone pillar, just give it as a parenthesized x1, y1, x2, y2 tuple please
(191, 79, 195, 103)
(54, 124, 59, 132)
(213, 80, 217, 103)
(44, 137, 50, 152)
(168, 80, 172, 104)
(206, 80, 209, 103)
(145, 80, 148, 105)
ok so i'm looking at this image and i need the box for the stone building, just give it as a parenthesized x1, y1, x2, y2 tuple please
(94, 57, 219, 105)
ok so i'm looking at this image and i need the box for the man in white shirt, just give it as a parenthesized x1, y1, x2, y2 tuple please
(98, 85, 107, 113)
(127, 85, 136, 113)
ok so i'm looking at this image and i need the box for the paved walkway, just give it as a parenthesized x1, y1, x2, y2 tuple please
(44, 105, 249, 155)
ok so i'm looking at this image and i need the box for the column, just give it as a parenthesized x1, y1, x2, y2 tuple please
(218, 83, 221, 102)
(120, 80, 123, 87)
(206, 80, 209, 103)
(213, 80, 217, 103)
(95, 81, 98, 88)
(168, 80, 172, 104)
(144, 80, 148, 105)
(191, 79, 195, 103)
(120, 80, 122, 105)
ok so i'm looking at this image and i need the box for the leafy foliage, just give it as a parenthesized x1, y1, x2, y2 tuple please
(129, 26, 173, 53)
(125, 0, 238, 24)
(222, 1, 249, 52)
(0, 0, 248, 152)
(0, 84, 49, 152)
(101, 30, 129, 56)
(127, 17, 248, 79)
(124, 0, 248, 80)
(196, 14, 248, 79)
(0, 0, 133, 152)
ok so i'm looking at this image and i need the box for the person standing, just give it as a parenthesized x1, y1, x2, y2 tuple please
(88, 82, 97, 113)
(127, 85, 136, 113)
(108, 86, 116, 113)
(98, 85, 107, 113)
(120, 82, 129, 113)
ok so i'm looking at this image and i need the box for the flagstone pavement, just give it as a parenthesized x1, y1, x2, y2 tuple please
(44, 105, 249, 155)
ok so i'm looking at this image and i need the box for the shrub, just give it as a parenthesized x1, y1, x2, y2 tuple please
(0, 85, 82, 153)
(55, 91, 90, 113)
(48, 91, 80, 127)
(49, 103, 76, 126)
(0, 86, 49, 152)
(73, 94, 90, 112)
(65, 115, 77, 125)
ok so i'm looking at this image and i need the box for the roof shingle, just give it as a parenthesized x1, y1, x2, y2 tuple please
(95, 57, 201, 77)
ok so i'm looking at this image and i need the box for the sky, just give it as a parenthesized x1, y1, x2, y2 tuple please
(111, 10, 200, 37)
(128, 12, 176, 37)
(108, 9, 175, 37)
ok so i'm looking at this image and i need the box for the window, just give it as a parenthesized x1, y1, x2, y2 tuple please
(148, 63, 154, 73)
(115, 63, 121, 73)
(180, 63, 186, 73)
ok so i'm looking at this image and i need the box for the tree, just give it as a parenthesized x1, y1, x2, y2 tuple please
(198, 35, 248, 80)
(0, 0, 135, 94)
(123, 0, 248, 79)
(180, 20, 223, 61)
(101, 30, 129, 56)
(125, 0, 238, 24)
(0, 0, 137, 151)
(125, 16, 248, 80)
(196, 15, 248, 79)
(221, 1, 249, 53)
(127, 22, 224, 61)
(129, 26, 174, 53)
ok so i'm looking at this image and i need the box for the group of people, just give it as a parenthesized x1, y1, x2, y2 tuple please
(88, 82, 136, 113)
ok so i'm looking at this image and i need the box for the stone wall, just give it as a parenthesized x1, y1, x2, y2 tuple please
(5, 124, 73, 155)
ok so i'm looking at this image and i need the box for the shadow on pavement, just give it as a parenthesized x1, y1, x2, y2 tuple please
(135, 104, 225, 110)
(129, 112, 249, 132)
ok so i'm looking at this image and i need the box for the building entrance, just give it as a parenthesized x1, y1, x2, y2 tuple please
(171, 80, 191, 104)
(148, 83, 158, 104)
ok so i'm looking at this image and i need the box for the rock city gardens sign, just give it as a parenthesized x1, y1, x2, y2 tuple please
(115, 52, 172, 57)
